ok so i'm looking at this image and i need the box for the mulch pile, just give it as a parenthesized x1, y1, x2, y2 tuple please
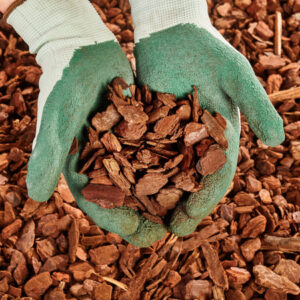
(80, 78, 228, 223)
(0, 0, 299, 299)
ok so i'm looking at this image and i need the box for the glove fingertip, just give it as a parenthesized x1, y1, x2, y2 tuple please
(255, 116, 285, 147)
(26, 146, 61, 203)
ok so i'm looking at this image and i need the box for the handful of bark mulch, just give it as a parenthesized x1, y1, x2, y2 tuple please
(80, 78, 228, 222)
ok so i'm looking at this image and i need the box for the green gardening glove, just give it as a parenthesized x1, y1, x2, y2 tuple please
(129, 0, 285, 236)
(7, 0, 166, 247)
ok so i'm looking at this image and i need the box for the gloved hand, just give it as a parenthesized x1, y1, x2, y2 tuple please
(129, 0, 285, 236)
(7, 0, 166, 247)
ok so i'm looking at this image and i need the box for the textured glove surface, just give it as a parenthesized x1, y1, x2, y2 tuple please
(134, 24, 284, 236)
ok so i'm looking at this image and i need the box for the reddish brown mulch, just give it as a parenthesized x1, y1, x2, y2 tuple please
(0, 0, 299, 299)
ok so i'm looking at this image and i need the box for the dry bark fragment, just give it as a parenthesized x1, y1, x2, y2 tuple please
(191, 85, 201, 122)
(135, 173, 168, 195)
(240, 238, 261, 261)
(196, 144, 226, 176)
(164, 154, 184, 169)
(89, 245, 119, 265)
(241, 215, 266, 238)
(156, 187, 183, 209)
(40, 254, 69, 273)
(117, 105, 148, 124)
(82, 183, 125, 208)
(258, 55, 286, 70)
(164, 270, 181, 287)
(253, 265, 300, 295)
(176, 104, 191, 120)
(68, 218, 80, 264)
(274, 259, 300, 284)
(185, 279, 212, 300)
(153, 114, 180, 138)
(225, 289, 247, 300)
(2, 218, 22, 239)
(119, 253, 158, 300)
(36, 238, 57, 261)
(201, 110, 228, 150)
(44, 282, 66, 300)
(15, 219, 35, 253)
(226, 267, 251, 285)
(147, 105, 170, 123)
(68, 262, 94, 281)
(24, 272, 53, 298)
(101, 131, 122, 152)
(171, 172, 196, 192)
(114, 120, 147, 140)
(93, 283, 113, 300)
(156, 92, 177, 108)
(184, 122, 209, 146)
(233, 192, 259, 206)
(201, 241, 228, 289)
(92, 104, 121, 132)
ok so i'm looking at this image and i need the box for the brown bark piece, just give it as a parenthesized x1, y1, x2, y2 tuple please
(196, 144, 227, 176)
(40, 255, 69, 273)
(201, 241, 228, 289)
(16, 219, 35, 253)
(101, 131, 122, 152)
(191, 85, 201, 122)
(93, 283, 113, 300)
(119, 253, 158, 300)
(89, 245, 120, 265)
(171, 172, 198, 192)
(156, 187, 183, 209)
(156, 92, 177, 108)
(136, 173, 168, 195)
(114, 120, 147, 140)
(68, 262, 94, 281)
(24, 272, 53, 298)
(68, 219, 80, 263)
(176, 104, 191, 120)
(201, 110, 228, 150)
(241, 215, 267, 238)
(2, 218, 22, 240)
(117, 105, 148, 124)
(274, 259, 300, 284)
(148, 106, 170, 123)
(164, 154, 184, 169)
(82, 183, 125, 208)
(153, 115, 180, 138)
(184, 122, 209, 146)
(258, 55, 286, 70)
(103, 158, 131, 194)
(226, 267, 251, 285)
(240, 238, 261, 261)
(185, 280, 212, 300)
(92, 104, 121, 132)
(253, 265, 300, 295)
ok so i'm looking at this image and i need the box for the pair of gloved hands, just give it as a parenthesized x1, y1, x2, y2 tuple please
(6, 0, 284, 247)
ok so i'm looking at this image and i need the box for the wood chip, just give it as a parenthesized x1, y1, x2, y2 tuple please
(201, 110, 228, 150)
(82, 183, 125, 208)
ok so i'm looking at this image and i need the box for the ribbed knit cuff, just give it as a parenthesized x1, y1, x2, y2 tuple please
(2, 0, 25, 22)
(129, 0, 223, 42)
(6, 0, 115, 53)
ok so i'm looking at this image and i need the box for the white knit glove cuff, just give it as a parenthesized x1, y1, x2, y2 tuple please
(7, 0, 115, 54)
(129, 0, 226, 43)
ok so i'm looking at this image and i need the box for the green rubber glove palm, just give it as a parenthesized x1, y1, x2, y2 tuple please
(7, 0, 166, 247)
(131, 17, 284, 235)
